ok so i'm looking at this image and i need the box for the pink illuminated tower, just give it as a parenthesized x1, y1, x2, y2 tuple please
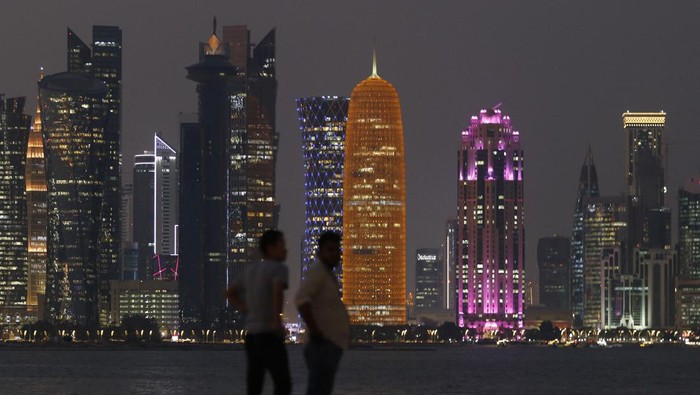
(457, 105, 524, 331)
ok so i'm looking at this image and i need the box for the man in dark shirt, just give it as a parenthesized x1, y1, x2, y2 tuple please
(227, 229, 291, 395)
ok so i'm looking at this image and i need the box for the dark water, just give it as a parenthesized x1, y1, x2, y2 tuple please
(1, 345, 699, 394)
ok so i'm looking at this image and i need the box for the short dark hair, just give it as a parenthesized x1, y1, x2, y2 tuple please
(259, 229, 284, 254)
(318, 231, 341, 251)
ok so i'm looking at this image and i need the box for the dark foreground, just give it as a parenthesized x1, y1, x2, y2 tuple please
(1, 344, 699, 394)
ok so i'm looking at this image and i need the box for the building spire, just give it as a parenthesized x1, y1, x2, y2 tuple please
(371, 39, 379, 78)
(213, 17, 217, 35)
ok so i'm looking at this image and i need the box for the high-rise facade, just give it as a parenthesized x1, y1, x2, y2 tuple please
(679, 177, 700, 279)
(222, 26, 278, 284)
(623, 112, 670, 251)
(570, 148, 599, 326)
(132, 134, 179, 281)
(0, 95, 31, 319)
(133, 151, 155, 279)
(343, 54, 406, 325)
(415, 249, 443, 309)
(444, 219, 458, 311)
(39, 72, 112, 326)
(66, 25, 122, 325)
(183, 26, 238, 326)
(26, 88, 48, 316)
(296, 96, 348, 280)
(457, 106, 524, 330)
(537, 236, 570, 310)
(582, 196, 627, 328)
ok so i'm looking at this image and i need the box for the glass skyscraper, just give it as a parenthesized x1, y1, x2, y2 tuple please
(582, 196, 627, 328)
(132, 134, 178, 281)
(679, 177, 700, 279)
(296, 96, 348, 281)
(66, 25, 122, 325)
(343, 54, 406, 325)
(415, 249, 443, 309)
(623, 112, 669, 250)
(570, 148, 599, 326)
(0, 95, 31, 319)
(39, 72, 113, 326)
(444, 218, 458, 311)
(537, 236, 570, 310)
(457, 106, 524, 330)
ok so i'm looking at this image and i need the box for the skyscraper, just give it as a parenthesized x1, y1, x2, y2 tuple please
(537, 236, 570, 310)
(296, 96, 348, 280)
(582, 196, 627, 328)
(415, 249, 443, 309)
(183, 24, 238, 326)
(178, 116, 204, 323)
(0, 95, 31, 319)
(623, 111, 669, 251)
(133, 151, 154, 279)
(132, 134, 179, 281)
(679, 177, 700, 279)
(26, 84, 48, 316)
(180, 21, 278, 327)
(457, 105, 524, 330)
(570, 148, 599, 326)
(222, 25, 278, 283)
(66, 25, 122, 325)
(39, 72, 112, 326)
(343, 52, 406, 325)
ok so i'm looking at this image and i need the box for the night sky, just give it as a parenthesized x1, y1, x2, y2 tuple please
(2, 0, 700, 311)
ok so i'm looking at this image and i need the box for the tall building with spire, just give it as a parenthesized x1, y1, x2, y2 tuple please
(132, 134, 179, 280)
(39, 72, 112, 326)
(0, 95, 31, 320)
(180, 21, 278, 327)
(456, 105, 524, 330)
(26, 73, 48, 316)
(343, 50, 407, 325)
(296, 96, 348, 281)
(570, 148, 600, 326)
(182, 21, 238, 326)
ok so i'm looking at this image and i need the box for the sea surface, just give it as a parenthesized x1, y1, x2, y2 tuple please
(1, 344, 699, 394)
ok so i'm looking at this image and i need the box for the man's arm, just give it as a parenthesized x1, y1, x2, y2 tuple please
(297, 302, 322, 337)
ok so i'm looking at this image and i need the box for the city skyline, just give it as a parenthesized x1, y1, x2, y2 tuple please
(3, 1, 700, 307)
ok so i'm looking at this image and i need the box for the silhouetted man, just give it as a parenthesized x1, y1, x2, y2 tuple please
(227, 229, 291, 395)
(296, 231, 349, 395)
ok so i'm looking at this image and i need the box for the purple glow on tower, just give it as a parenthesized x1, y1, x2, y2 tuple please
(457, 105, 524, 331)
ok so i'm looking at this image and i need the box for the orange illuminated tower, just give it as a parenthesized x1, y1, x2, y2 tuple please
(343, 50, 406, 325)
(26, 70, 48, 315)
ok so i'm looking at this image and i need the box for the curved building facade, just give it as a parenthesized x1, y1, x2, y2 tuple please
(343, 60, 406, 325)
(39, 72, 111, 326)
(296, 96, 348, 281)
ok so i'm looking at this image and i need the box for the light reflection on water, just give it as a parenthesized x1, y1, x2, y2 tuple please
(0, 345, 698, 394)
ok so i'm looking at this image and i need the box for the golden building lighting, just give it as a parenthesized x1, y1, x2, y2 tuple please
(342, 50, 406, 325)
(26, 71, 48, 315)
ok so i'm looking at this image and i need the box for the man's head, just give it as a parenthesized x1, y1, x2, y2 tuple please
(260, 229, 287, 262)
(317, 231, 341, 267)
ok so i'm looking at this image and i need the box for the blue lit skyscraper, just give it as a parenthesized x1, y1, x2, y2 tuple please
(570, 148, 599, 327)
(296, 96, 349, 281)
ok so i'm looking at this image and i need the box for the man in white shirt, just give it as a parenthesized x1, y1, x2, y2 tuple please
(296, 232, 350, 395)
(227, 229, 291, 395)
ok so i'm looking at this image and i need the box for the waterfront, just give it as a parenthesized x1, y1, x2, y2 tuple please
(1, 345, 699, 394)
